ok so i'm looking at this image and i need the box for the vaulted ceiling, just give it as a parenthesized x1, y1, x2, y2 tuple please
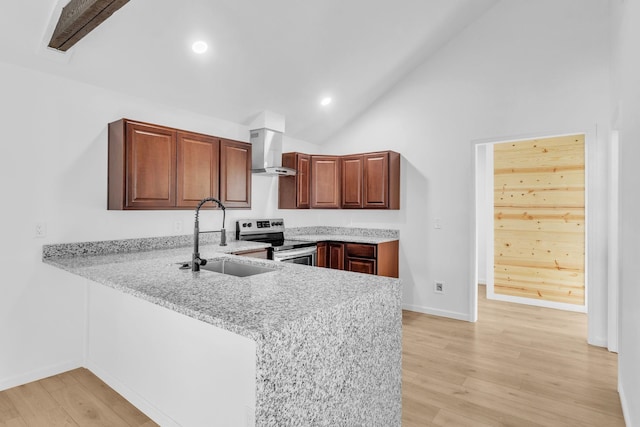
(0, 0, 497, 143)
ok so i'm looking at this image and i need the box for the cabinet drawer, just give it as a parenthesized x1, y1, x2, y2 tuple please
(346, 258, 377, 275)
(345, 243, 376, 259)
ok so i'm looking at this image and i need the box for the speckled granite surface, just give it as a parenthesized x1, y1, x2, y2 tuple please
(42, 232, 239, 259)
(286, 226, 399, 244)
(256, 284, 401, 426)
(43, 238, 402, 426)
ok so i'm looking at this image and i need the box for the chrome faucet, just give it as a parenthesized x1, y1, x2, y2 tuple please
(192, 197, 227, 272)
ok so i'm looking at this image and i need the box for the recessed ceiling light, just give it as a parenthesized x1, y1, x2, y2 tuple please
(320, 97, 332, 106)
(192, 41, 208, 54)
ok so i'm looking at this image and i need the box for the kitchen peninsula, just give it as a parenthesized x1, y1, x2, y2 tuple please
(42, 234, 402, 426)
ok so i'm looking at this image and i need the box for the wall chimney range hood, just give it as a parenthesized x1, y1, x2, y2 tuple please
(250, 128, 296, 176)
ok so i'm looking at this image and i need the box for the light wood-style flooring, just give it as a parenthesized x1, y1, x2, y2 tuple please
(1, 285, 624, 426)
(0, 368, 157, 426)
(403, 285, 624, 426)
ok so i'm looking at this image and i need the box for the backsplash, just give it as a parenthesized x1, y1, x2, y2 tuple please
(43, 226, 399, 259)
(42, 233, 229, 259)
(285, 226, 399, 239)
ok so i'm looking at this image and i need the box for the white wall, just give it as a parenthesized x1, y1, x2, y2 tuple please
(0, 60, 318, 389)
(475, 144, 488, 285)
(611, 0, 640, 424)
(317, 0, 612, 330)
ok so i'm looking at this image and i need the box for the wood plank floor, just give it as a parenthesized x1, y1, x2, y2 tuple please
(1, 285, 624, 426)
(0, 368, 157, 426)
(403, 285, 624, 426)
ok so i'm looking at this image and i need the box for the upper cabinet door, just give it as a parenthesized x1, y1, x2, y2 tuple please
(363, 152, 389, 208)
(363, 151, 400, 209)
(310, 156, 341, 209)
(279, 152, 310, 209)
(276, 150, 399, 210)
(341, 155, 364, 208)
(176, 132, 220, 208)
(220, 139, 251, 208)
(296, 154, 311, 208)
(125, 122, 177, 209)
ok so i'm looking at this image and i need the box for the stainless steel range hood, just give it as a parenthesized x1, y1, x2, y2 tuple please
(250, 128, 296, 176)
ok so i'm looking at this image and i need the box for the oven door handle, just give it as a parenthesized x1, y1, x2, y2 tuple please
(272, 246, 317, 260)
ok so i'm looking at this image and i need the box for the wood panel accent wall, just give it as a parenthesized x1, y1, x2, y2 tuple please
(493, 135, 585, 305)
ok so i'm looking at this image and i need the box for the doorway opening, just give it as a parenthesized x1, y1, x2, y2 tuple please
(474, 134, 587, 317)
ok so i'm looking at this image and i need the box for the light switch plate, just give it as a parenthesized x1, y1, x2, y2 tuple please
(35, 222, 47, 238)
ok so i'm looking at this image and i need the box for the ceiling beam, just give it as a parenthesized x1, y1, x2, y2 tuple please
(48, 0, 130, 51)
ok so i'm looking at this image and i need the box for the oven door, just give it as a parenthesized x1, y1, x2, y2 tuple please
(271, 246, 317, 266)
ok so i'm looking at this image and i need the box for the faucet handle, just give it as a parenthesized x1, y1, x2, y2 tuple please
(191, 253, 207, 271)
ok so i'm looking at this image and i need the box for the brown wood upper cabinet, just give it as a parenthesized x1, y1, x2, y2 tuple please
(176, 132, 219, 208)
(109, 120, 177, 209)
(108, 119, 251, 210)
(342, 151, 400, 209)
(279, 153, 310, 209)
(220, 139, 251, 209)
(363, 151, 400, 209)
(341, 155, 364, 208)
(280, 150, 400, 210)
(310, 156, 341, 209)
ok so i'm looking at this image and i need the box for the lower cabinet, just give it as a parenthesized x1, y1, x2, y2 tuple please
(316, 242, 328, 268)
(329, 243, 345, 270)
(316, 240, 398, 278)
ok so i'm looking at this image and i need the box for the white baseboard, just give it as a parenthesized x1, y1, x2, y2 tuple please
(619, 380, 634, 427)
(402, 304, 471, 321)
(85, 360, 180, 427)
(587, 335, 608, 348)
(486, 290, 587, 313)
(0, 359, 83, 392)
(619, 381, 633, 426)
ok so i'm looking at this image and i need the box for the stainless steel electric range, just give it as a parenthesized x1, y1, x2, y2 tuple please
(235, 218, 317, 265)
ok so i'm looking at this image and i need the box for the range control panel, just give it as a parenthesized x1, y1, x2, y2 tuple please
(236, 218, 285, 235)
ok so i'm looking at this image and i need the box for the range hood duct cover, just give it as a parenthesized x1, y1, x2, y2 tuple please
(250, 128, 296, 176)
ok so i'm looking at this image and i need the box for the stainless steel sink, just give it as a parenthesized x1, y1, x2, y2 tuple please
(199, 260, 276, 277)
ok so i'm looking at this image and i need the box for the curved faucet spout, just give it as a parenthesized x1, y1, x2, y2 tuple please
(195, 197, 226, 229)
(193, 197, 227, 272)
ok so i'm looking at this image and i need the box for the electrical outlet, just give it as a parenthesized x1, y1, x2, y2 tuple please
(173, 220, 183, 233)
(245, 406, 255, 427)
(434, 281, 444, 294)
(35, 222, 47, 238)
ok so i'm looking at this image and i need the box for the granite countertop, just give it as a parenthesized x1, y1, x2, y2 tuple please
(43, 240, 400, 342)
(285, 225, 399, 245)
(292, 234, 398, 244)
